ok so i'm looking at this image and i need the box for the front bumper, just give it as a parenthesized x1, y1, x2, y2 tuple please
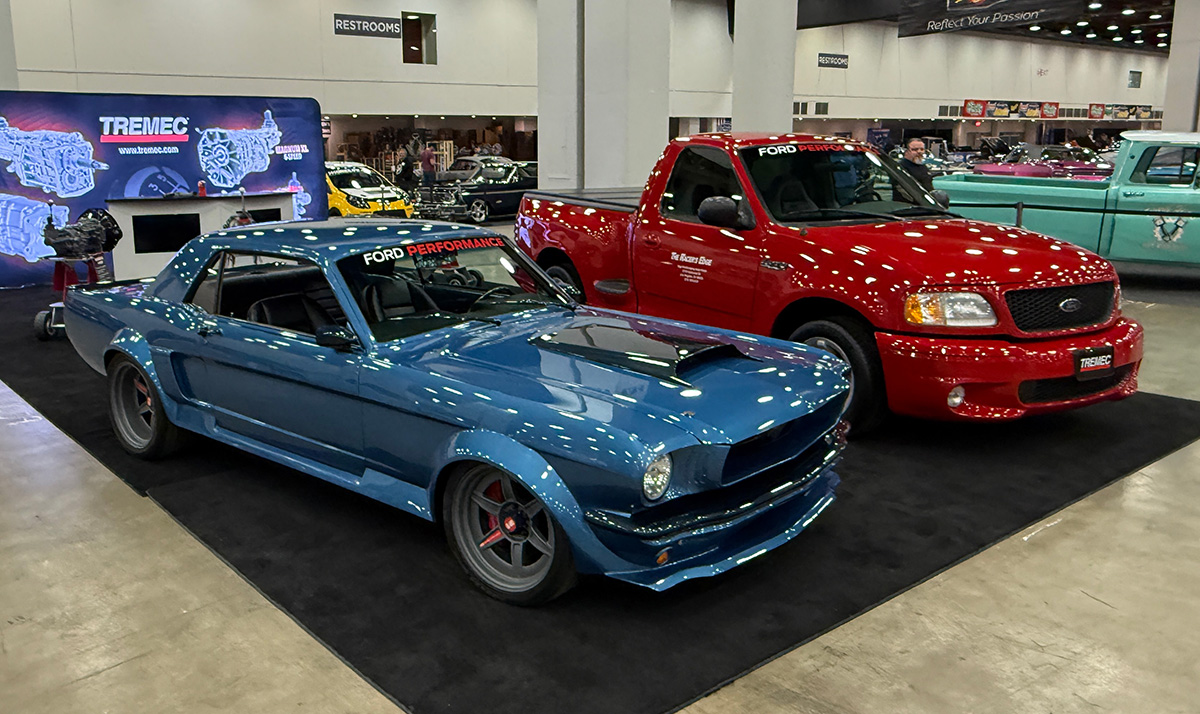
(583, 431, 843, 590)
(876, 317, 1143, 420)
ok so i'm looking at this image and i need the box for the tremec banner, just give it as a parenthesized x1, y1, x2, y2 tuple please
(899, 0, 1085, 38)
(0, 91, 326, 287)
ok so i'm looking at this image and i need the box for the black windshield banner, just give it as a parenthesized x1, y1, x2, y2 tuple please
(899, 0, 1085, 38)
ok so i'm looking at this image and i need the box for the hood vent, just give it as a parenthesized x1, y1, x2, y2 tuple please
(532, 319, 753, 382)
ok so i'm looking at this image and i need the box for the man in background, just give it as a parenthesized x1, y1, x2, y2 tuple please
(898, 137, 934, 193)
(420, 144, 436, 187)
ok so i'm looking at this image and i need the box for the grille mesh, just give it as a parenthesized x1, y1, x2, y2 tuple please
(1018, 366, 1132, 405)
(1004, 281, 1114, 333)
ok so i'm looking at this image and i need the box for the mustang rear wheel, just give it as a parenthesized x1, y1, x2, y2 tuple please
(444, 464, 576, 605)
(107, 355, 187, 459)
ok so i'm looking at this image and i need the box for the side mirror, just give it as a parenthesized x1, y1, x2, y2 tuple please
(929, 189, 950, 209)
(316, 325, 358, 352)
(697, 196, 754, 230)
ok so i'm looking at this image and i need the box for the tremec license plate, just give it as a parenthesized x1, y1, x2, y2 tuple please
(1074, 345, 1115, 381)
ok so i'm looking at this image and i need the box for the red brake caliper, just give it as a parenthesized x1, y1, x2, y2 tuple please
(478, 480, 506, 549)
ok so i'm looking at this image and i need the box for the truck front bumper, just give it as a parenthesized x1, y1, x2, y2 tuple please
(876, 317, 1143, 421)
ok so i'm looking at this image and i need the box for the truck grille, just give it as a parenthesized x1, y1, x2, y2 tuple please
(1018, 365, 1132, 404)
(1004, 281, 1114, 333)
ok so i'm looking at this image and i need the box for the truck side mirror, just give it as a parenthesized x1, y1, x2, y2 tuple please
(930, 189, 950, 209)
(697, 196, 753, 230)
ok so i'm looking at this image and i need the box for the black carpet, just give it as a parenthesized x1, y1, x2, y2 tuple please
(3, 285, 1200, 714)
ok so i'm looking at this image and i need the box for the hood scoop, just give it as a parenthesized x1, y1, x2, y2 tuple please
(531, 319, 753, 382)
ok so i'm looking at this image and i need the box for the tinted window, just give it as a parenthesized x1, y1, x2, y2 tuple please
(1131, 146, 1199, 185)
(449, 159, 476, 171)
(187, 252, 344, 334)
(661, 146, 745, 221)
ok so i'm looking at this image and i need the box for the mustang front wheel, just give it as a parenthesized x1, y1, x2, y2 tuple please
(444, 464, 576, 605)
(107, 355, 188, 459)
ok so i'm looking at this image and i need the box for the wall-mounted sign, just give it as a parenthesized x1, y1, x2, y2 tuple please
(1109, 104, 1153, 120)
(333, 13, 404, 39)
(817, 53, 850, 69)
(900, 0, 1080, 38)
(962, 99, 1060, 119)
(1089, 103, 1106, 120)
(1040, 102, 1059, 119)
(321, 118, 332, 139)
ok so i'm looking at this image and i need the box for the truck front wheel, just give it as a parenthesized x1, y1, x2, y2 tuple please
(788, 317, 887, 434)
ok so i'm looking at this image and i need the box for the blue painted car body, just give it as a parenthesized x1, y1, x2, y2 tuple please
(65, 219, 849, 590)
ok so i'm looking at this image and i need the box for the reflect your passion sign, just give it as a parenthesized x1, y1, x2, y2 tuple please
(899, 0, 1085, 38)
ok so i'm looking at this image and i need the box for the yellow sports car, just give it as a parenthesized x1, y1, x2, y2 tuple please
(326, 161, 414, 217)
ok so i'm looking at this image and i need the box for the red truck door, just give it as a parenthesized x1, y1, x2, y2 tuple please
(632, 145, 762, 330)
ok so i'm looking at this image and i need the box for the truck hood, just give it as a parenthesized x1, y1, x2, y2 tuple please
(795, 217, 1116, 288)
(396, 308, 848, 447)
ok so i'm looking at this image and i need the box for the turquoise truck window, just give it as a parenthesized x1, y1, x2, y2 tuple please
(1130, 146, 1199, 186)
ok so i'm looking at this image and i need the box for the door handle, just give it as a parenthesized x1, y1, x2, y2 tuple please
(642, 235, 661, 248)
(1122, 191, 1145, 197)
(196, 323, 222, 337)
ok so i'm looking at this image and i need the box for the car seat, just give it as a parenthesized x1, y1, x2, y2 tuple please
(363, 278, 438, 322)
(245, 293, 336, 334)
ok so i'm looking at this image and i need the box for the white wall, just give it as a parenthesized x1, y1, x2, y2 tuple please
(8, 0, 539, 116)
(669, 0, 732, 118)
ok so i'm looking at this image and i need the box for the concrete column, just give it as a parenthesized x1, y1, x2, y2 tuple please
(582, 0, 670, 188)
(677, 117, 702, 137)
(732, 0, 798, 133)
(1164, 0, 1200, 132)
(0, 0, 19, 89)
(537, 0, 584, 189)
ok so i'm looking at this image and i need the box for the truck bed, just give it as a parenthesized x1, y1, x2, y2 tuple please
(523, 188, 643, 213)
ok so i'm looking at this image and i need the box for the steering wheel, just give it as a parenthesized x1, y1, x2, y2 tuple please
(470, 286, 515, 309)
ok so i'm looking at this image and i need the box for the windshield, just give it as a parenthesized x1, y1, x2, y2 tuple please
(329, 168, 388, 190)
(739, 144, 942, 223)
(337, 235, 572, 342)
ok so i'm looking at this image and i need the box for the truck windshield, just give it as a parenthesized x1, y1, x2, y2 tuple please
(739, 145, 942, 224)
(337, 236, 573, 342)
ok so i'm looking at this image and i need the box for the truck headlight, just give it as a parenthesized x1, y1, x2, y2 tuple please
(643, 454, 672, 500)
(904, 292, 997, 327)
(346, 194, 371, 209)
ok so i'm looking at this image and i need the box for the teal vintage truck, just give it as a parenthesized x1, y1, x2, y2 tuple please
(934, 131, 1200, 266)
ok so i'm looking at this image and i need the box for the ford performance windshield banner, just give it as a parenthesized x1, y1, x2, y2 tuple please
(899, 0, 1085, 37)
(0, 91, 326, 287)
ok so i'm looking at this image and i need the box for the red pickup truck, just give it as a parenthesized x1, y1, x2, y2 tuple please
(515, 133, 1143, 430)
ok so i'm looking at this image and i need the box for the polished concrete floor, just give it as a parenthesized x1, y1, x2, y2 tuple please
(2, 298, 1197, 713)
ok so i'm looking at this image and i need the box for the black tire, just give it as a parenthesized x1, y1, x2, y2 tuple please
(443, 463, 577, 605)
(468, 199, 490, 224)
(33, 311, 52, 341)
(328, 208, 342, 217)
(788, 316, 887, 434)
(106, 355, 188, 459)
(544, 262, 585, 303)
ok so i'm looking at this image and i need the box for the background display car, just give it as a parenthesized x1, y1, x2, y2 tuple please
(457, 161, 538, 223)
(437, 155, 513, 184)
(972, 144, 1114, 178)
(937, 131, 1200, 266)
(64, 220, 849, 605)
(516, 133, 1144, 431)
(326, 161, 414, 217)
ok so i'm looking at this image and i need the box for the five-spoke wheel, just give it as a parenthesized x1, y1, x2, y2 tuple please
(107, 355, 187, 458)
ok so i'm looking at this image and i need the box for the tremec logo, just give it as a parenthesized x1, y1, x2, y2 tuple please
(98, 116, 190, 143)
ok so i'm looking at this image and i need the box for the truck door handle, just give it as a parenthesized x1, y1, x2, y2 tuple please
(1122, 191, 1145, 197)
(642, 235, 661, 248)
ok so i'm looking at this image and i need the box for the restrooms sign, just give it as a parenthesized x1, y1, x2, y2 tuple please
(899, 0, 1086, 37)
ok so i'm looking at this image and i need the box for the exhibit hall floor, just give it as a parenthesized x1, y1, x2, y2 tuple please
(1, 297, 1197, 713)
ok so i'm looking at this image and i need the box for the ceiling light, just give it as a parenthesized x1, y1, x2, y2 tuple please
(1158, 32, 1168, 37)
(1086, 32, 1097, 38)
(1088, 1, 1102, 7)
(1121, 8, 1135, 15)
(406, 14, 419, 19)
(1149, 13, 1162, 19)
(1077, 20, 1089, 26)
(1158, 42, 1167, 47)
(352, 113, 358, 118)
(1134, 38, 1144, 44)
(1030, 24, 1042, 30)
(1131, 28, 1142, 33)
(1061, 28, 1072, 35)
(1107, 24, 1119, 30)
(1113, 36, 1123, 41)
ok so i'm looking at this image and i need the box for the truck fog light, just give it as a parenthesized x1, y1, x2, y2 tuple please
(947, 386, 966, 408)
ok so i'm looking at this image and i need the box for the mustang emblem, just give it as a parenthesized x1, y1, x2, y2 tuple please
(1152, 215, 1188, 244)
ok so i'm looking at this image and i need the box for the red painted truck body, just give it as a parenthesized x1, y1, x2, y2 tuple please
(515, 133, 1142, 425)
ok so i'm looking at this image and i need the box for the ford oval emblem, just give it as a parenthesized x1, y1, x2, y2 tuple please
(1059, 298, 1083, 313)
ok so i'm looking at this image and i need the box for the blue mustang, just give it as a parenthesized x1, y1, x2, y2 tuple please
(65, 218, 849, 604)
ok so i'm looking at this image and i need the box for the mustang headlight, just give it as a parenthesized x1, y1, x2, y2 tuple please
(904, 292, 997, 327)
(346, 194, 371, 209)
(643, 454, 672, 501)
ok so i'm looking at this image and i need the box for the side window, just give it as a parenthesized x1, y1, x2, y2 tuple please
(1131, 146, 1199, 186)
(187, 252, 346, 335)
(450, 159, 474, 171)
(660, 146, 745, 221)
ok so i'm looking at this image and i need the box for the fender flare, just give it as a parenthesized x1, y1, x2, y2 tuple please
(103, 329, 187, 425)
(431, 429, 625, 575)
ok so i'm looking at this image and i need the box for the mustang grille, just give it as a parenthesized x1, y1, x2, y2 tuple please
(722, 399, 842, 485)
(1004, 281, 1115, 333)
(1018, 365, 1132, 404)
